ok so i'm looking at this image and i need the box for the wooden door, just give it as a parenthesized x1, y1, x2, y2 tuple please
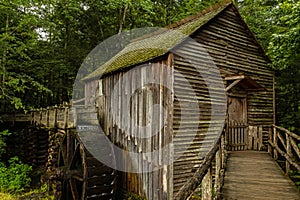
(227, 96, 248, 151)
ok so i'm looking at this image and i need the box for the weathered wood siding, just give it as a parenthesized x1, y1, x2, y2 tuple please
(192, 5, 274, 144)
(172, 40, 226, 195)
(96, 57, 174, 199)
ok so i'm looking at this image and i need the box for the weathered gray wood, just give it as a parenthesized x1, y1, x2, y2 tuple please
(258, 126, 263, 151)
(285, 133, 291, 175)
(215, 147, 221, 196)
(248, 126, 253, 150)
(273, 127, 278, 160)
(174, 137, 221, 200)
(202, 164, 212, 200)
(222, 151, 300, 200)
(268, 127, 273, 154)
(269, 141, 300, 171)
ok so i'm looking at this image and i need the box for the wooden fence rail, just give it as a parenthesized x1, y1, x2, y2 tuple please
(175, 129, 228, 200)
(268, 125, 300, 174)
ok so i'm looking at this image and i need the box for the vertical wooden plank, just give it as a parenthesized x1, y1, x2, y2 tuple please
(234, 121, 237, 151)
(140, 66, 147, 196)
(238, 122, 241, 150)
(202, 165, 212, 200)
(54, 106, 58, 128)
(241, 122, 245, 150)
(258, 126, 263, 151)
(118, 73, 122, 145)
(286, 133, 291, 175)
(245, 125, 249, 150)
(64, 106, 68, 129)
(253, 126, 258, 150)
(153, 61, 160, 200)
(167, 53, 174, 200)
(248, 126, 253, 150)
(230, 121, 234, 151)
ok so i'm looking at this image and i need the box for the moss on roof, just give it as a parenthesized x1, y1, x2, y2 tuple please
(83, 1, 232, 81)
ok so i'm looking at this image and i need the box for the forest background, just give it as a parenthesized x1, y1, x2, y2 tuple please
(0, 0, 299, 132)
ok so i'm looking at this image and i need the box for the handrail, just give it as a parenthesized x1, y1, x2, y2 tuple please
(1, 104, 98, 129)
(174, 129, 227, 200)
(268, 125, 300, 174)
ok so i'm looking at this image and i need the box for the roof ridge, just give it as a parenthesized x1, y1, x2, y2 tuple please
(167, 0, 233, 30)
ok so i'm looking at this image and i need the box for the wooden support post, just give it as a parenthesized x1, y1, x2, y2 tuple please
(225, 122, 229, 152)
(73, 106, 77, 127)
(215, 147, 221, 196)
(248, 126, 253, 150)
(253, 126, 258, 150)
(202, 164, 212, 200)
(286, 133, 291, 175)
(46, 107, 50, 127)
(39, 108, 42, 127)
(64, 106, 69, 129)
(268, 127, 273, 154)
(54, 105, 58, 128)
(221, 133, 225, 169)
(258, 126, 263, 151)
(273, 127, 278, 160)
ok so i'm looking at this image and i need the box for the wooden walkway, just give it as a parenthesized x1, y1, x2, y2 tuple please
(222, 151, 300, 200)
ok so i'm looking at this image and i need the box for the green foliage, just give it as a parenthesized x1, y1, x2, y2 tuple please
(0, 130, 11, 158)
(239, 0, 300, 132)
(0, 157, 32, 193)
(125, 192, 146, 200)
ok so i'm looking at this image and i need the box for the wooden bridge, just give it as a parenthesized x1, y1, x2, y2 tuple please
(2, 106, 300, 199)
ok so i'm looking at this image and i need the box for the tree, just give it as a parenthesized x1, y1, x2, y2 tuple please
(0, 0, 51, 111)
(268, 1, 300, 132)
(238, 0, 300, 132)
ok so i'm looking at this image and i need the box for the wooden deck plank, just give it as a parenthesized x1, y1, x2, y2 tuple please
(222, 151, 300, 200)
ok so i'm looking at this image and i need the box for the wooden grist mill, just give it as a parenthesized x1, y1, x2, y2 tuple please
(2, 0, 300, 199)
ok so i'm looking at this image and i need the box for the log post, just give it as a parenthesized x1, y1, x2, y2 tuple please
(39, 108, 42, 127)
(268, 127, 273, 154)
(273, 126, 278, 160)
(64, 106, 69, 129)
(202, 164, 212, 200)
(248, 126, 253, 150)
(286, 133, 291, 175)
(221, 133, 226, 169)
(214, 146, 221, 196)
(54, 105, 58, 128)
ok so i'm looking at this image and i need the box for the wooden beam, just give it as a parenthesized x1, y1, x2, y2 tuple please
(225, 79, 242, 92)
(224, 75, 245, 81)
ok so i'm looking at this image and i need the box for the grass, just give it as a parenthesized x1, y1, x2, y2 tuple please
(0, 184, 54, 200)
(0, 193, 15, 200)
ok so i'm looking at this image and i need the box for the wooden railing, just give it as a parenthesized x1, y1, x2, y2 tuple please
(1, 104, 99, 130)
(227, 121, 265, 151)
(174, 129, 228, 200)
(268, 125, 300, 174)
